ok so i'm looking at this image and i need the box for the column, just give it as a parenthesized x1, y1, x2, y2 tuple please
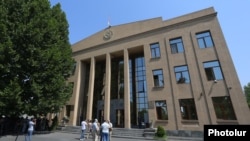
(124, 49, 131, 128)
(86, 57, 95, 120)
(72, 61, 82, 125)
(104, 53, 111, 120)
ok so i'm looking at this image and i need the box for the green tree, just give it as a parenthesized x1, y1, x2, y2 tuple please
(0, 0, 75, 117)
(244, 82, 250, 108)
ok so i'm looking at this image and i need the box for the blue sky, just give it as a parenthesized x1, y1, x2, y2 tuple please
(50, 0, 250, 89)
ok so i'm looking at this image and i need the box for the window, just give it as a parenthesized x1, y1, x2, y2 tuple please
(196, 31, 214, 48)
(152, 69, 164, 87)
(150, 43, 161, 58)
(155, 100, 168, 120)
(179, 99, 198, 120)
(203, 61, 223, 81)
(137, 80, 145, 93)
(66, 105, 74, 117)
(71, 62, 77, 75)
(130, 57, 149, 124)
(170, 37, 184, 54)
(212, 96, 236, 120)
(174, 65, 190, 84)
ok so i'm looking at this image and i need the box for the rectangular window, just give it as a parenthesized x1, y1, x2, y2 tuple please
(212, 96, 236, 120)
(152, 69, 164, 87)
(179, 99, 198, 120)
(203, 60, 223, 81)
(137, 80, 145, 93)
(174, 65, 190, 84)
(71, 62, 77, 75)
(170, 37, 184, 54)
(196, 31, 214, 48)
(66, 105, 74, 117)
(155, 100, 168, 120)
(150, 43, 161, 58)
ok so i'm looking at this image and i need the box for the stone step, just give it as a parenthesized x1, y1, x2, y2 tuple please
(57, 126, 145, 137)
(56, 126, 204, 141)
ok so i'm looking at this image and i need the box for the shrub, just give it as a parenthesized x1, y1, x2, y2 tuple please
(155, 126, 166, 137)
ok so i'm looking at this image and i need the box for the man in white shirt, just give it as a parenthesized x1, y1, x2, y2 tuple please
(80, 119, 87, 141)
(101, 120, 111, 141)
(25, 118, 36, 141)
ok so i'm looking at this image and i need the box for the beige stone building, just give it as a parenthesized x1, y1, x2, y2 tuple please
(59, 7, 250, 131)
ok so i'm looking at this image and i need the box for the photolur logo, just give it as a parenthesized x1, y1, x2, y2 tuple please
(208, 129, 247, 136)
(204, 125, 250, 141)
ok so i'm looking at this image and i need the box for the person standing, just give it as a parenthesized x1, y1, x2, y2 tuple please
(80, 119, 87, 141)
(99, 120, 103, 141)
(86, 119, 92, 139)
(101, 120, 111, 141)
(25, 118, 36, 141)
(21, 117, 29, 134)
(92, 119, 100, 141)
(0, 115, 6, 136)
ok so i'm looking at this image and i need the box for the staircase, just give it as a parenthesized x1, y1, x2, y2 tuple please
(56, 126, 204, 140)
(57, 125, 151, 139)
(112, 128, 146, 139)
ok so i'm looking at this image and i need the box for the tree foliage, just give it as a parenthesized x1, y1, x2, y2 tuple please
(0, 0, 75, 117)
(244, 82, 250, 108)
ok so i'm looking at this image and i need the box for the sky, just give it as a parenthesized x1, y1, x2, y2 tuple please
(49, 0, 250, 89)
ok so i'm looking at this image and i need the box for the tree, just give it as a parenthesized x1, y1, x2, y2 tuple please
(244, 82, 250, 108)
(0, 0, 75, 117)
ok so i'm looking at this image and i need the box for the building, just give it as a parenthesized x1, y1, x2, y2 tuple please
(59, 7, 250, 131)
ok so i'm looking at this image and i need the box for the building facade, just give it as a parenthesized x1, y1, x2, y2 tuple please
(60, 7, 250, 131)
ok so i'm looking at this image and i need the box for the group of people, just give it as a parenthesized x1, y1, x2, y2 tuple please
(0, 115, 36, 141)
(80, 118, 113, 141)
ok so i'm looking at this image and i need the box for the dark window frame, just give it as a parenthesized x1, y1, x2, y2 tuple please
(196, 31, 214, 48)
(152, 69, 164, 87)
(212, 96, 237, 120)
(174, 65, 190, 84)
(170, 37, 184, 54)
(179, 99, 198, 120)
(155, 100, 168, 120)
(203, 60, 224, 81)
(150, 43, 161, 58)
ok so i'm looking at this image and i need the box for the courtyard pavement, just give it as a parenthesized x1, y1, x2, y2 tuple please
(0, 132, 203, 141)
(0, 132, 154, 141)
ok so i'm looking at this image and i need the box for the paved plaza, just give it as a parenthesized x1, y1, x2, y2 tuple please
(0, 132, 154, 141)
(0, 132, 203, 141)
